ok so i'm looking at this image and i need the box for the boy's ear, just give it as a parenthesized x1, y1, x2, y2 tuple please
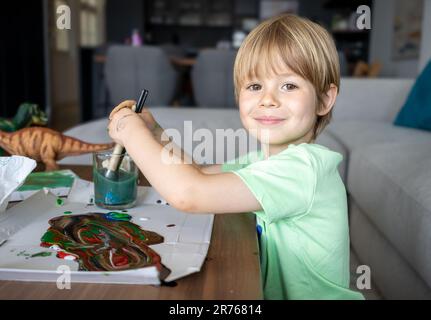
(317, 84, 338, 116)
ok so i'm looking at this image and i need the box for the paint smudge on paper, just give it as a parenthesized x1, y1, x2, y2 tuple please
(16, 250, 52, 259)
(56, 251, 77, 260)
(56, 198, 64, 207)
(17, 250, 30, 257)
(30, 251, 52, 258)
(40, 212, 170, 279)
(17, 171, 75, 191)
(105, 212, 132, 222)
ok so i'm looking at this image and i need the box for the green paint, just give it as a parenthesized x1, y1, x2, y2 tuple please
(64, 211, 73, 215)
(93, 168, 137, 209)
(17, 250, 30, 257)
(106, 212, 132, 222)
(17, 171, 75, 191)
(56, 198, 65, 207)
(30, 251, 52, 258)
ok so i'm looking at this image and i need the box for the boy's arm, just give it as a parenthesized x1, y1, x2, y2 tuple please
(153, 125, 222, 175)
(200, 165, 222, 174)
(152, 126, 197, 168)
(153, 125, 216, 173)
(125, 127, 261, 214)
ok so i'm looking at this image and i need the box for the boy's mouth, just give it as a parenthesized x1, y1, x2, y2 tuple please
(253, 116, 286, 125)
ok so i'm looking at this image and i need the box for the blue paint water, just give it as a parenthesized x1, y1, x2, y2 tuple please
(93, 168, 138, 209)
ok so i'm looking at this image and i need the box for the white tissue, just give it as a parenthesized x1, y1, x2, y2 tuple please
(0, 156, 36, 212)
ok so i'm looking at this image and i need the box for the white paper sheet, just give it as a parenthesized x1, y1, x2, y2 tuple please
(0, 190, 213, 284)
(68, 177, 169, 206)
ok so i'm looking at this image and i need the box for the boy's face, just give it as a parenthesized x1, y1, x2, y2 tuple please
(238, 65, 318, 149)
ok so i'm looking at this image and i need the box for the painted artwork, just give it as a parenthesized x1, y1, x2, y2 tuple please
(0, 190, 213, 284)
(40, 212, 171, 280)
(393, 0, 423, 60)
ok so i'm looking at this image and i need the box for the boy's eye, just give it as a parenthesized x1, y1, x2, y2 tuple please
(282, 83, 298, 91)
(246, 84, 261, 91)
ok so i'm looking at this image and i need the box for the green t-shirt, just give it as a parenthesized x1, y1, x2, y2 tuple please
(222, 143, 364, 300)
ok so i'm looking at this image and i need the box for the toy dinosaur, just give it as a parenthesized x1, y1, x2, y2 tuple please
(0, 103, 48, 156)
(0, 127, 114, 171)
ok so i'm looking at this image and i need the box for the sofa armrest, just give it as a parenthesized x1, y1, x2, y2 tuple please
(332, 78, 414, 123)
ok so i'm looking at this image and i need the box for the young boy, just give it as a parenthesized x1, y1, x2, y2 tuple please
(108, 14, 364, 300)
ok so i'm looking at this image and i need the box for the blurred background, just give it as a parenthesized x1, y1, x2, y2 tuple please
(0, 0, 429, 131)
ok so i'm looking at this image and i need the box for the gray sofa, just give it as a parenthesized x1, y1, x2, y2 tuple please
(316, 78, 431, 299)
(61, 77, 431, 299)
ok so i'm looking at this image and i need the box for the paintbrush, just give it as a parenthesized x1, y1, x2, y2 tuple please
(104, 89, 149, 180)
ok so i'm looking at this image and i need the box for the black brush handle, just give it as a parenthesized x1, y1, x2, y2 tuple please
(135, 89, 149, 113)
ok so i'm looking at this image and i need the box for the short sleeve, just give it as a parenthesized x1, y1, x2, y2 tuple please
(233, 149, 316, 223)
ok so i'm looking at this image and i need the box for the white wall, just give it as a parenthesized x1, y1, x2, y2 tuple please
(370, 0, 429, 77)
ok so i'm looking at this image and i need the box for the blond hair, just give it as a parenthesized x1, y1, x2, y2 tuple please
(233, 14, 340, 138)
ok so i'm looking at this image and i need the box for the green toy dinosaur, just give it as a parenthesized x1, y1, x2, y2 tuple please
(0, 103, 48, 155)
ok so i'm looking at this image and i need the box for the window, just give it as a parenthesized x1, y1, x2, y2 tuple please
(80, 0, 105, 47)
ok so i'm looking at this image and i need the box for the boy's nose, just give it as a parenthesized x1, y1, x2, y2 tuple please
(259, 92, 280, 108)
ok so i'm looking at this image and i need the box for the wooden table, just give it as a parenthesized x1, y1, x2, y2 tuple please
(0, 165, 262, 299)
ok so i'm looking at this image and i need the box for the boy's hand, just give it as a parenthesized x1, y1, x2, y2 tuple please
(109, 100, 161, 132)
(108, 106, 150, 146)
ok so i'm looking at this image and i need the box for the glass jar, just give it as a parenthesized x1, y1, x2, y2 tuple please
(93, 150, 138, 210)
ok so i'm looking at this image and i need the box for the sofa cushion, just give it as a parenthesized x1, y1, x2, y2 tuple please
(334, 78, 414, 122)
(394, 60, 431, 131)
(326, 121, 431, 154)
(348, 141, 431, 288)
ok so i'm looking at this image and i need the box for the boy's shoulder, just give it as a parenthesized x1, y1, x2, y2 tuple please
(273, 142, 341, 160)
(273, 143, 343, 173)
(222, 143, 343, 173)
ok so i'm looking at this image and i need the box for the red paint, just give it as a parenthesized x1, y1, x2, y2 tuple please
(112, 254, 129, 266)
(56, 251, 77, 260)
(83, 236, 102, 244)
